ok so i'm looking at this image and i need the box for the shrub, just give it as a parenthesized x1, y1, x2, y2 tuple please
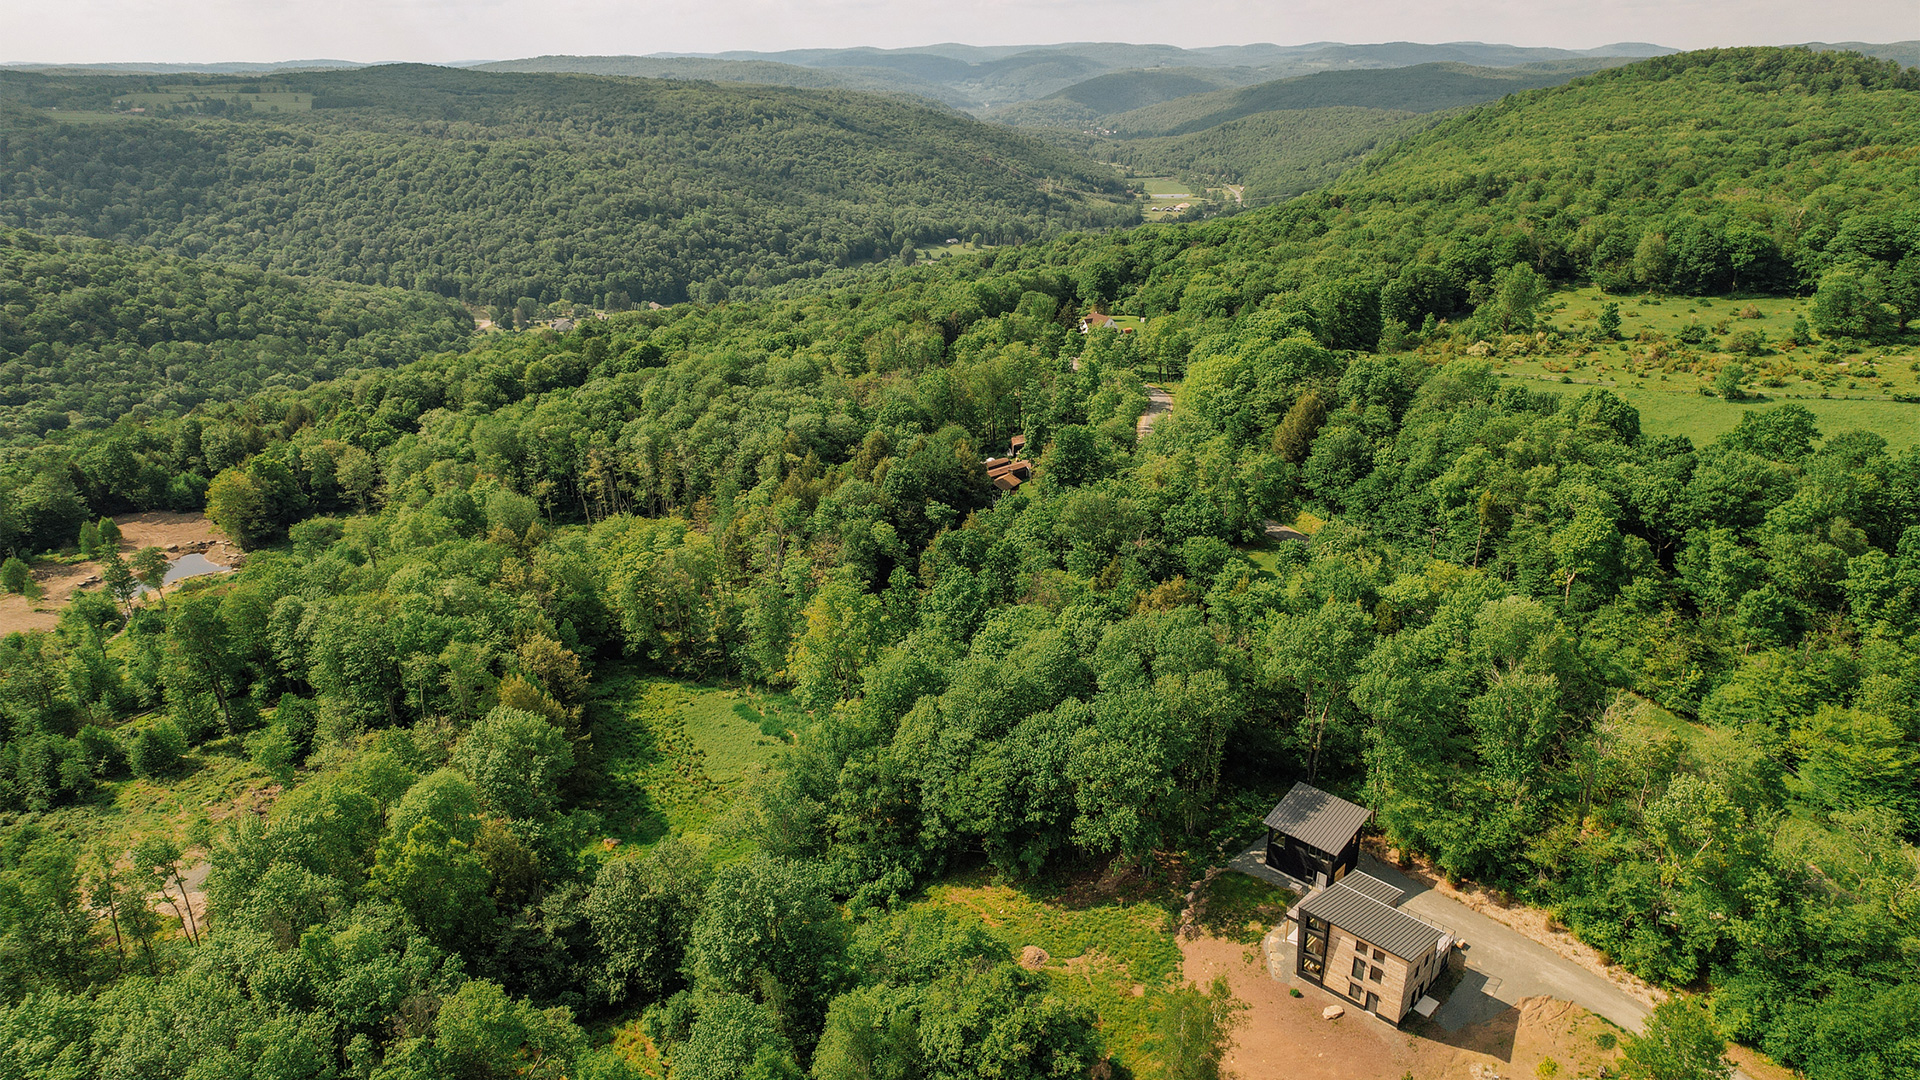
(1725, 329, 1767, 356)
(74, 724, 128, 779)
(126, 720, 188, 779)
(0, 557, 30, 596)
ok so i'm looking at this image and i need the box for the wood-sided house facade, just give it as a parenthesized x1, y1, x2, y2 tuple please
(1293, 871, 1448, 1024)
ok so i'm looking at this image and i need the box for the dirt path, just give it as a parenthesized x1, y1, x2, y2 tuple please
(0, 513, 236, 635)
(1138, 384, 1173, 442)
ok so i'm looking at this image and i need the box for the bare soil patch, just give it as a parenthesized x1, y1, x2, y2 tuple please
(0, 512, 236, 635)
(1181, 931, 1627, 1080)
(1182, 933, 1413, 1080)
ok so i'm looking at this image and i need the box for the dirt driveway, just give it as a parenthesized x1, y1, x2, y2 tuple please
(1138, 385, 1173, 441)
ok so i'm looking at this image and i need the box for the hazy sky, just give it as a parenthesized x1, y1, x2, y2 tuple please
(2, 0, 1913, 65)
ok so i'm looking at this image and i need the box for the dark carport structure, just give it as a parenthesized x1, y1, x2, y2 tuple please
(1263, 781, 1370, 888)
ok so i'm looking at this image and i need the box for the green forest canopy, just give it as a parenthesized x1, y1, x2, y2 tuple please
(0, 65, 1137, 310)
(0, 228, 473, 444)
(0, 47, 1918, 1080)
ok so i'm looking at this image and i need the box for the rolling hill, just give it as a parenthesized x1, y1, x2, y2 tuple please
(483, 40, 1685, 113)
(474, 54, 974, 108)
(1101, 59, 1628, 136)
(0, 226, 472, 443)
(2, 48, 1918, 1080)
(0, 65, 1136, 309)
(1100, 107, 1437, 204)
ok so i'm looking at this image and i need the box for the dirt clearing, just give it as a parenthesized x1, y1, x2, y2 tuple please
(1180, 931, 1626, 1080)
(0, 512, 237, 635)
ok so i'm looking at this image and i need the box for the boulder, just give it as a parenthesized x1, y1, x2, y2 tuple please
(1321, 1005, 1344, 1020)
(1019, 945, 1049, 969)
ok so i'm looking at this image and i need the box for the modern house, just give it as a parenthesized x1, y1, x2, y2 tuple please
(988, 459, 1031, 492)
(1263, 781, 1370, 888)
(1292, 870, 1448, 1023)
(985, 436, 1034, 494)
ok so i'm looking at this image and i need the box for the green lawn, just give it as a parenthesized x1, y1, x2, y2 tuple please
(118, 90, 314, 113)
(1138, 177, 1193, 196)
(31, 746, 275, 859)
(1477, 286, 1920, 448)
(38, 109, 136, 124)
(586, 671, 795, 850)
(914, 240, 995, 262)
(1192, 872, 1296, 944)
(1520, 376, 1920, 450)
(909, 871, 1186, 1071)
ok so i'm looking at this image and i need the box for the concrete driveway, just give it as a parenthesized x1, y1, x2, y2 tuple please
(1350, 853, 1650, 1034)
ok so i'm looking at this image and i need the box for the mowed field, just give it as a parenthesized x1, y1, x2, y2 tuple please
(1498, 286, 1920, 448)
(1522, 376, 1920, 450)
(1121, 286, 1920, 449)
(586, 673, 798, 853)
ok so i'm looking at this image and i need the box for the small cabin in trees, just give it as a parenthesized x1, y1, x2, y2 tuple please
(1263, 782, 1369, 888)
(1292, 870, 1448, 1023)
(985, 435, 1034, 494)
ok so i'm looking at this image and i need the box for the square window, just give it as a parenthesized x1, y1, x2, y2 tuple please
(1352, 957, 1366, 979)
(1348, 981, 1364, 1000)
(1373, 948, 1386, 962)
(1370, 966, 1384, 982)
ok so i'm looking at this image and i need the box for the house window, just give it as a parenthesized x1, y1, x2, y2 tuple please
(1373, 948, 1386, 962)
(1348, 981, 1365, 1000)
(1352, 957, 1366, 979)
(1370, 966, 1384, 982)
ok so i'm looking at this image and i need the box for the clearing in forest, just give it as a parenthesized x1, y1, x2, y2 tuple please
(586, 673, 798, 852)
(0, 512, 237, 636)
(1482, 286, 1920, 449)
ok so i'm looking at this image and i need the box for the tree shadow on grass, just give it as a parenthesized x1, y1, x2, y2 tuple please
(576, 674, 670, 845)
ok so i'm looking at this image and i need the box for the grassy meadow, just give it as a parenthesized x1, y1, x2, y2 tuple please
(587, 671, 797, 853)
(1502, 286, 1920, 448)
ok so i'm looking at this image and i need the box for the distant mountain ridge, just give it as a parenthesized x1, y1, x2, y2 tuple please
(1100, 59, 1630, 137)
(0, 59, 365, 74)
(0, 64, 1137, 307)
(482, 40, 1691, 111)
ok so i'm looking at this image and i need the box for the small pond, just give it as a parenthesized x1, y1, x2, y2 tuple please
(163, 552, 232, 586)
(137, 552, 234, 596)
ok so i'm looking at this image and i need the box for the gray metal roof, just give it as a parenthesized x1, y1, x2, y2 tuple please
(1341, 870, 1405, 907)
(1263, 782, 1372, 855)
(1298, 882, 1444, 962)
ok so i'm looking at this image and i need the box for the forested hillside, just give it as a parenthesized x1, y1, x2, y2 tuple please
(0, 65, 1136, 309)
(0, 228, 472, 444)
(1098, 107, 1434, 205)
(0, 47, 1918, 1080)
(1099, 60, 1619, 137)
(473, 54, 971, 107)
(1006, 61, 1625, 211)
